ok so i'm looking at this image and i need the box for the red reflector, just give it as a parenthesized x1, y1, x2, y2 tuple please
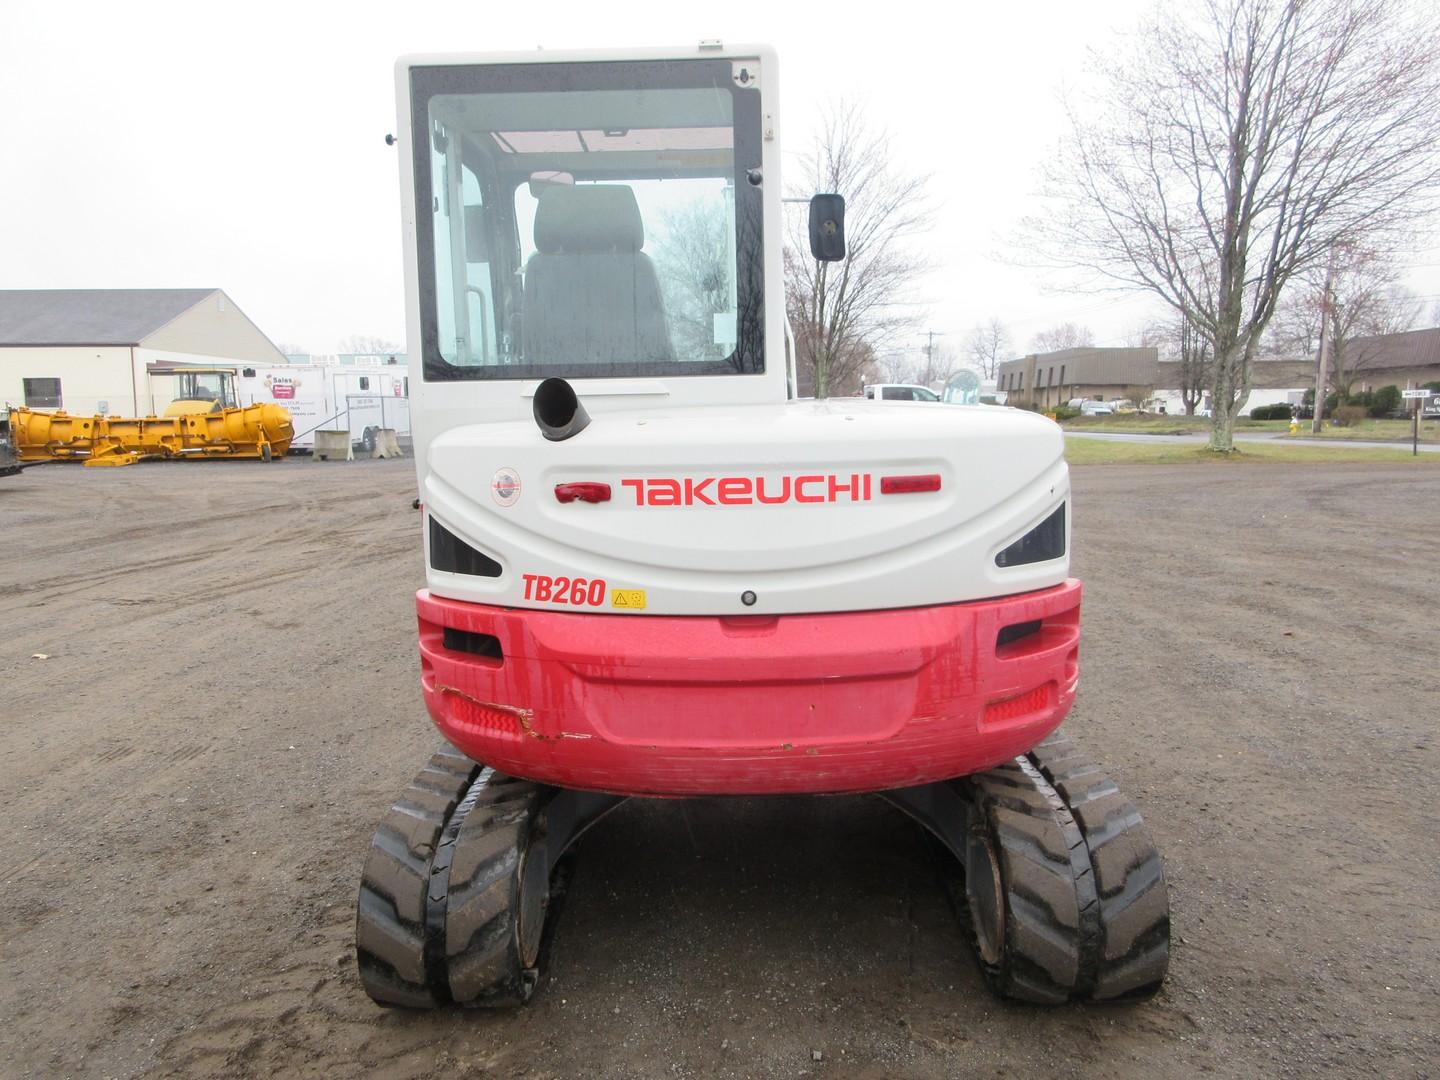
(880, 474, 942, 495)
(983, 683, 1052, 725)
(554, 482, 612, 504)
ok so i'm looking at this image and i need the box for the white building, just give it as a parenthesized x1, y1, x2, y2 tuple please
(0, 289, 287, 416)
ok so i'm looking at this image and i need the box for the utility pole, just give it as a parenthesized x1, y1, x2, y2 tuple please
(1311, 252, 1337, 435)
(921, 330, 944, 382)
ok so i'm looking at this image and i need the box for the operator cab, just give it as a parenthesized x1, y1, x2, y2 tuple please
(149, 367, 239, 417)
(413, 57, 762, 381)
(397, 47, 825, 458)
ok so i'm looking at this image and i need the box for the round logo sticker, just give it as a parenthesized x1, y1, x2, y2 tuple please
(491, 467, 522, 507)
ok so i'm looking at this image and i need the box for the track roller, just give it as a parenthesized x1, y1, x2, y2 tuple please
(356, 746, 625, 1008)
(881, 729, 1169, 1003)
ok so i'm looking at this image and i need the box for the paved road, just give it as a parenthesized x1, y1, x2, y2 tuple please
(1066, 430, 1440, 452)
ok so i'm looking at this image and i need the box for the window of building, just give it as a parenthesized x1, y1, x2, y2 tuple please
(23, 378, 62, 408)
(1019, 372, 1024, 390)
(1059, 364, 1065, 387)
(1048, 366, 1055, 386)
(358, 376, 371, 391)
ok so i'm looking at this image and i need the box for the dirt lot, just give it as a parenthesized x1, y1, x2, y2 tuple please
(2, 457, 1437, 1079)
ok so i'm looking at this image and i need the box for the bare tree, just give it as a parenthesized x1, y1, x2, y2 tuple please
(341, 334, 402, 356)
(871, 351, 917, 385)
(1176, 317, 1213, 416)
(965, 318, 1012, 379)
(785, 101, 932, 397)
(913, 343, 965, 390)
(1143, 317, 1212, 414)
(652, 196, 732, 362)
(1030, 322, 1096, 353)
(1036, 0, 1440, 450)
(1271, 247, 1422, 397)
(1266, 288, 1324, 361)
(274, 342, 308, 357)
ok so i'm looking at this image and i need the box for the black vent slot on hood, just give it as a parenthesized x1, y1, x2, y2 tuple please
(995, 504, 1067, 568)
(430, 518, 502, 577)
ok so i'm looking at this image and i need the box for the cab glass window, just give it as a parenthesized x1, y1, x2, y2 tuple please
(411, 59, 763, 380)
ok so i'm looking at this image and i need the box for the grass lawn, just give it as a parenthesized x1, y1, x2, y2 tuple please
(1061, 414, 1439, 443)
(1063, 435, 1439, 465)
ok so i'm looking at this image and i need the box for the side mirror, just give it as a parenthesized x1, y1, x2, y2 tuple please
(809, 193, 846, 262)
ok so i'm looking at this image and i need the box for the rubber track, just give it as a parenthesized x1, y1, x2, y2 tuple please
(356, 750, 551, 1009)
(1027, 732, 1170, 1000)
(355, 745, 478, 1007)
(966, 759, 1100, 1003)
(444, 770, 547, 1006)
(958, 731, 1170, 1003)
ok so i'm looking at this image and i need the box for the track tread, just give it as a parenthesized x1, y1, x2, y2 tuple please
(1028, 731, 1170, 1001)
(444, 776, 548, 1006)
(355, 748, 480, 1008)
(948, 730, 1169, 1005)
(964, 761, 1091, 1003)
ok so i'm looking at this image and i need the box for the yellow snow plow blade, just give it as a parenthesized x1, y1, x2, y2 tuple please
(7, 404, 294, 466)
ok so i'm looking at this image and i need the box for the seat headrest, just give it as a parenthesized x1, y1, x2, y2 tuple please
(534, 185, 645, 254)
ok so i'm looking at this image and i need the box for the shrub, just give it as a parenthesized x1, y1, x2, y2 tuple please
(1369, 385, 1402, 417)
(1333, 404, 1368, 426)
(1248, 403, 1294, 420)
(1051, 405, 1082, 421)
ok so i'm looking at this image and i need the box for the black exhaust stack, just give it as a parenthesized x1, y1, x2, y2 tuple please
(533, 377, 591, 441)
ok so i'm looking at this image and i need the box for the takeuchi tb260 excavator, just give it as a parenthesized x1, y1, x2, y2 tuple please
(356, 43, 1170, 1009)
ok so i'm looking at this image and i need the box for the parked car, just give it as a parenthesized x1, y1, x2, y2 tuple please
(863, 383, 942, 402)
(1080, 401, 1115, 416)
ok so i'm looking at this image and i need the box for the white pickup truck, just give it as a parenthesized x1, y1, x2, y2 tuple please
(862, 382, 941, 402)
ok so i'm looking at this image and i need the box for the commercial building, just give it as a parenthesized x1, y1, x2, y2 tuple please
(1152, 357, 1312, 416)
(996, 348, 1157, 410)
(1335, 327, 1440, 392)
(996, 329, 1440, 417)
(0, 289, 286, 416)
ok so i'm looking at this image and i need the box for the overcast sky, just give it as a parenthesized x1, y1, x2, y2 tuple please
(4, 0, 1439, 362)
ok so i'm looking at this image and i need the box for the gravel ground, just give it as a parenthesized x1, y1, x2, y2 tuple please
(1, 457, 1437, 1079)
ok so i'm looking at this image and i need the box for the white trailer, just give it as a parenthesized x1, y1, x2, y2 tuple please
(236, 364, 338, 450)
(328, 367, 411, 451)
(237, 364, 410, 451)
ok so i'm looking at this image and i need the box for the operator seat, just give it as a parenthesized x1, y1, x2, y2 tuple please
(522, 185, 674, 366)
